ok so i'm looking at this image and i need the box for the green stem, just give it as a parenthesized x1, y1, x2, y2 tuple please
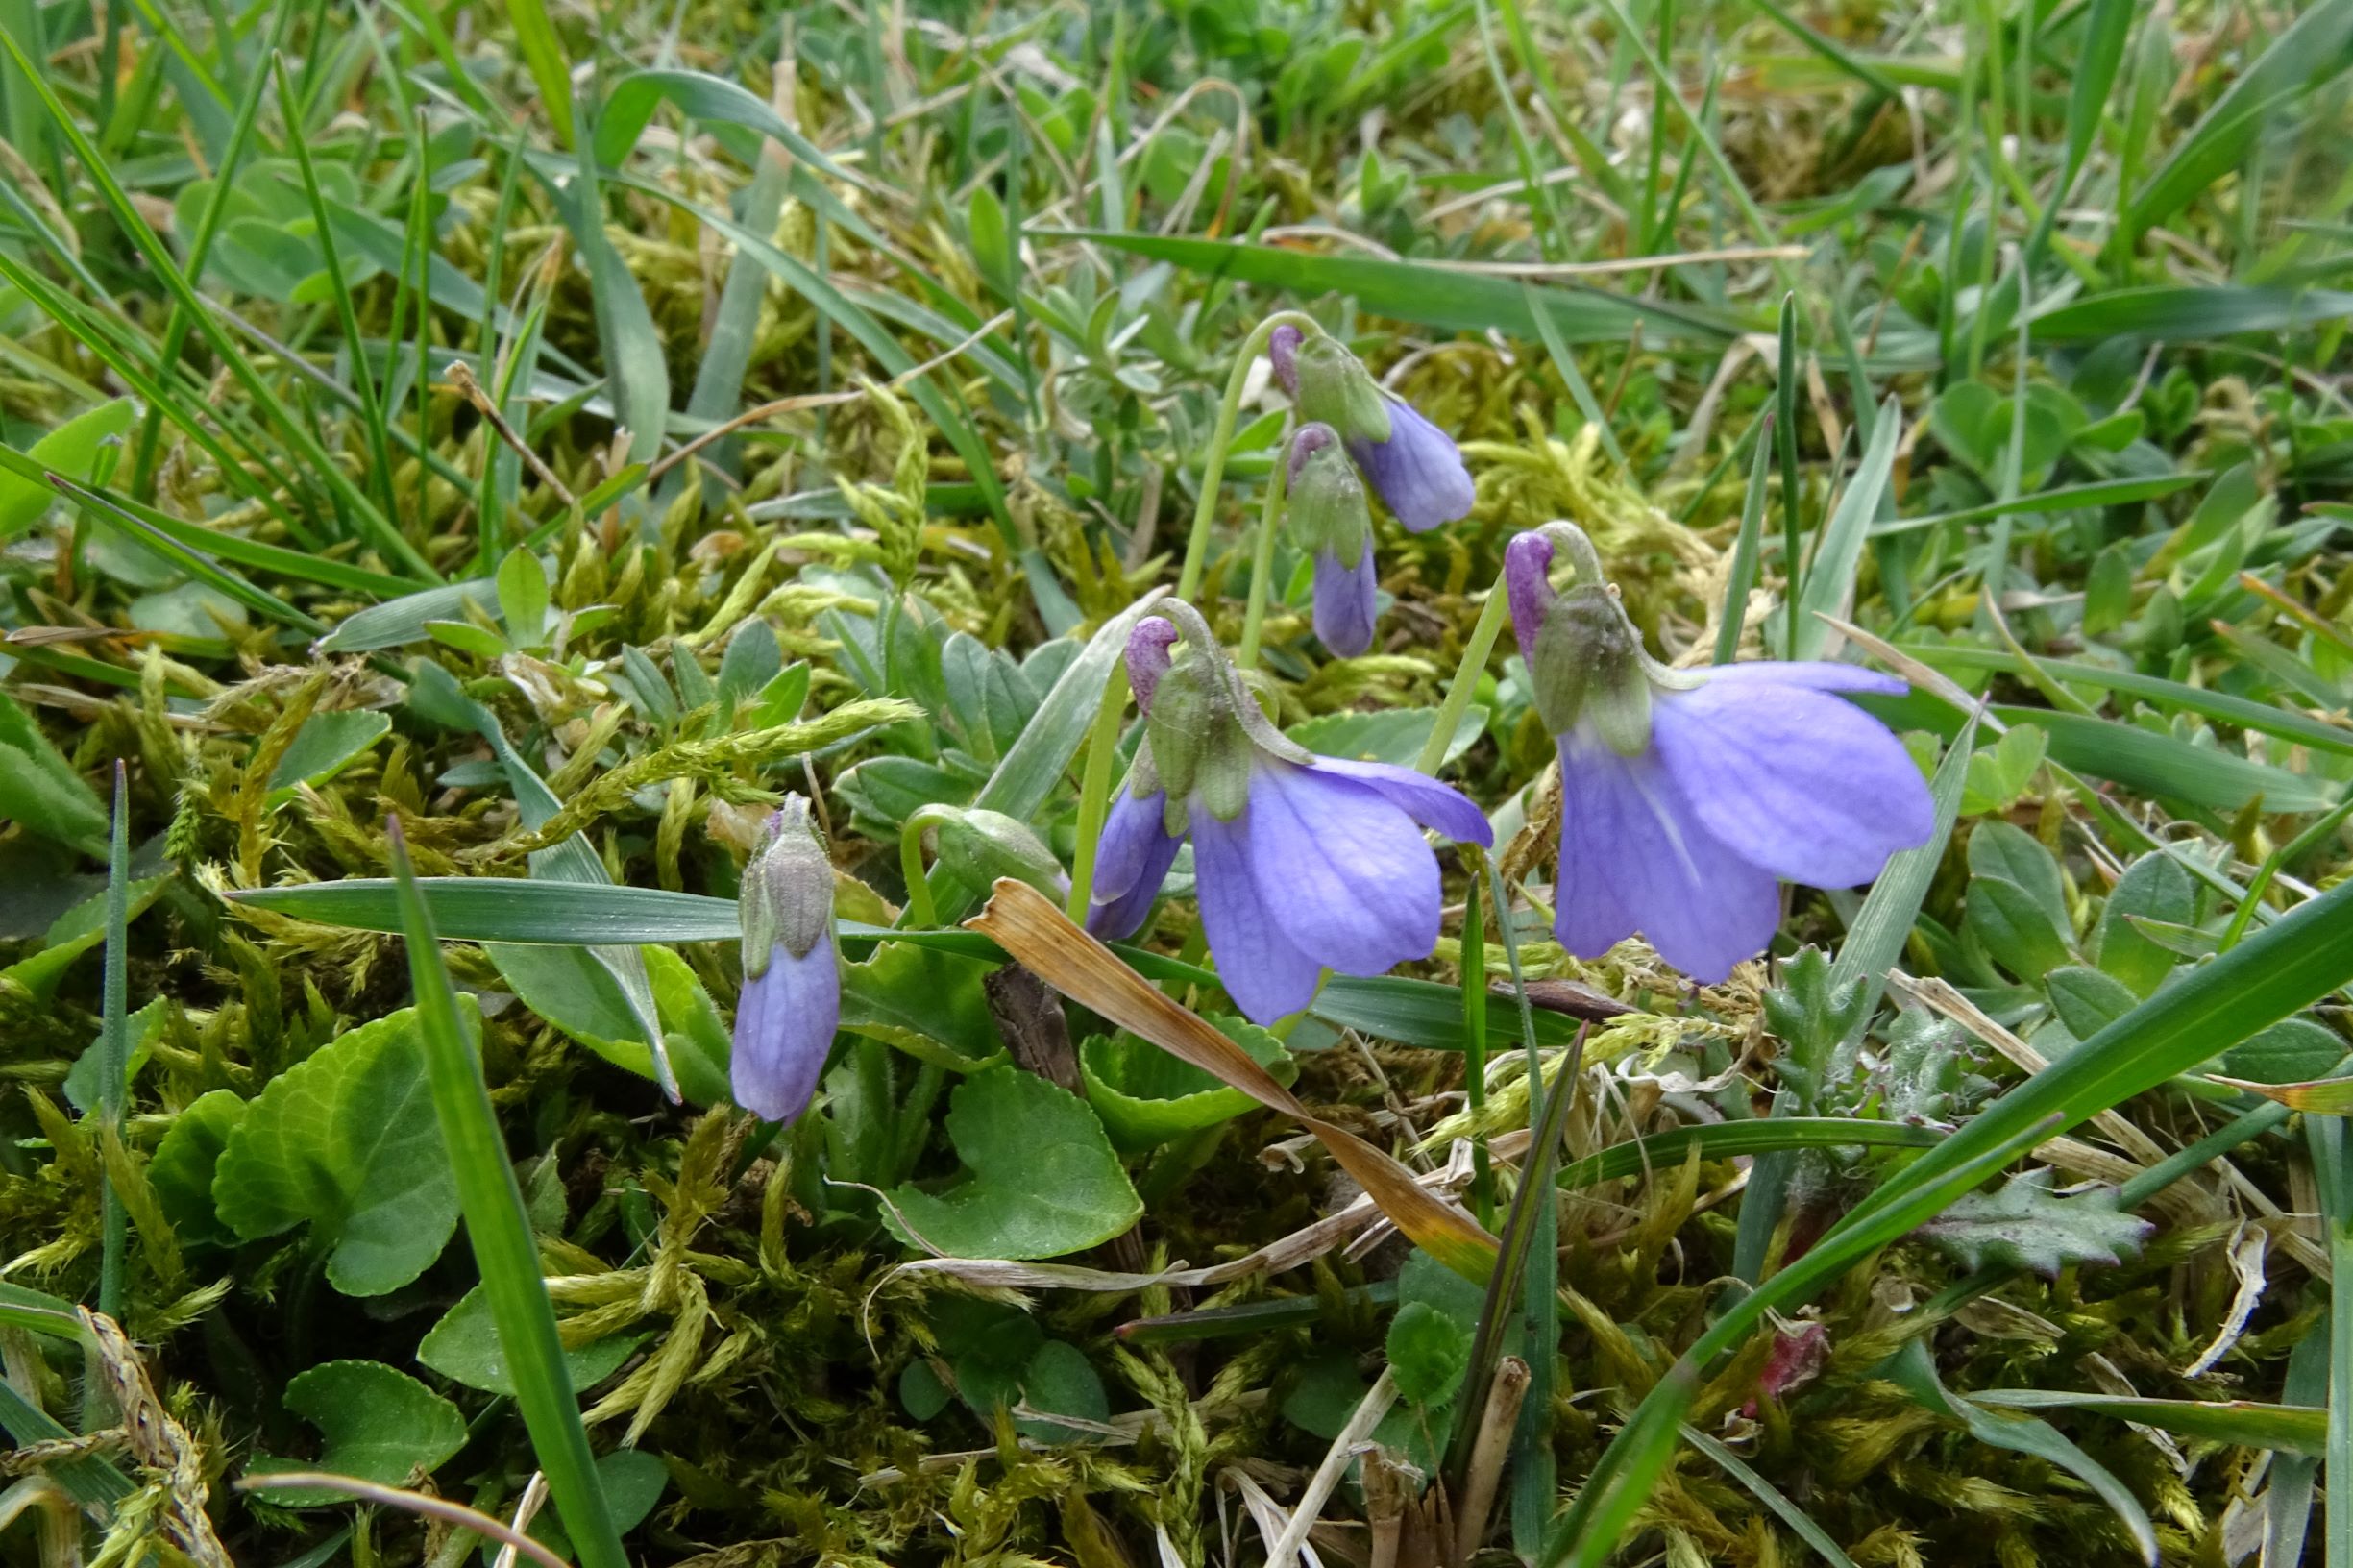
(1460, 854, 1493, 1230)
(897, 815, 941, 929)
(97, 761, 129, 1321)
(1235, 438, 1294, 669)
(1065, 663, 1133, 924)
(1175, 310, 1320, 604)
(1416, 573, 1512, 775)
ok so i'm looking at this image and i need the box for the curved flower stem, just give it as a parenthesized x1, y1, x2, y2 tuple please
(1415, 574, 1512, 775)
(1235, 440, 1294, 670)
(897, 813, 942, 929)
(1065, 662, 1133, 924)
(1174, 310, 1321, 604)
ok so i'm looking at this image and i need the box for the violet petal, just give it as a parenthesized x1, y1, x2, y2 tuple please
(1243, 762, 1441, 978)
(1306, 756, 1494, 847)
(1554, 730, 1781, 982)
(1087, 790, 1183, 942)
(731, 941, 840, 1124)
(1312, 539, 1379, 658)
(1652, 679, 1934, 889)
(1190, 805, 1325, 1023)
(1347, 397, 1474, 532)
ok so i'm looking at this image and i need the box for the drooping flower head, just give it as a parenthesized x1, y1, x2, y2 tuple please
(1270, 325, 1475, 533)
(1286, 424, 1378, 657)
(734, 793, 841, 1124)
(1085, 600, 1493, 1024)
(1506, 522, 1933, 984)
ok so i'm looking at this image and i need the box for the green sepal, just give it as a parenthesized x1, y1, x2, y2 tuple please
(1290, 335, 1393, 445)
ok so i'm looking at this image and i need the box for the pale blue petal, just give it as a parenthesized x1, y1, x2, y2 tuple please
(1191, 807, 1324, 1024)
(1349, 398, 1474, 533)
(1092, 787, 1172, 906)
(1243, 763, 1442, 978)
(1306, 756, 1495, 846)
(1653, 679, 1934, 889)
(1313, 540, 1379, 657)
(1699, 661, 1907, 696)
(1555, 730, 1781, 982)
(1089, 829, 1181, 942)
(731, 941, 840, 1125)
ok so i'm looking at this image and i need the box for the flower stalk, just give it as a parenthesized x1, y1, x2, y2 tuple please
(898, 817, 939, 928)
(1235, 438, 1293, 670)
(1174, 310, 1320, 603)
(1065, 661, 1134, 924)
(1415, 571, 1514, 776)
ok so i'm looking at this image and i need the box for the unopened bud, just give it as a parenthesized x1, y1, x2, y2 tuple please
(1286, 332, 1393, 447)
(927, 807, 1069, 900)
(1285, 425, 1371, 564)
(1507, 525, 1659, 756)
(739, 794, 833, 975)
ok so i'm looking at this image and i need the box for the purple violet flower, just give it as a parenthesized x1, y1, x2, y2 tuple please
(1271, 325, 1474, 533)
(1505, 523, 1933, 984)
(733, 794, 840, 1123)
(1085, 601, 1493, 1023)
(1287, 424, 1379, 657)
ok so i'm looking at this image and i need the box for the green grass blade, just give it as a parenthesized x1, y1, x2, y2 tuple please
(0, 23, 435, 579)
(2125, 0, 2353, 236)
(1524, 282, 1625, 466)
(273, 52, 398, 526)
(228, 878, 746, 944)
(1556, 1118, 1943, 1191)
(96, 762, 130, 1321)
(1684, 1426, 1859, 1568)
(1712, 412, 1773, 664)
(1776, 296, 1803, 655)
(1045, 230, 1743, 345)
(1967, 1391, 2327, 1456)
(1792, 396, 1900, 661)
(2316, 1113, 2353, 1568)
(502, 0, 574, 147)
(53, 478, 328, 633)
(386, 823, 625, 1568)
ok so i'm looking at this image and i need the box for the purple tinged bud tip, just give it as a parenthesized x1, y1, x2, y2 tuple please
(1268, 325, 1303, 398)
(1505, 530, 1556, 658)
(1287, 420, 1337, 480)
(1126, 616, 1179, 714)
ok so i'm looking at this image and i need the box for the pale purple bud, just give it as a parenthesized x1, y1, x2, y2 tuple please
(1269, 324, 1304, 397)
(1125, 616, 1179, 714)
(733, 795, 839, 1125)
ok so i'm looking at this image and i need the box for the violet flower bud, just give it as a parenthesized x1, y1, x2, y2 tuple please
(733, 794, 840, 1124)
(1507, 522, 1933, 984)
(1287, 425, 1378, 658)
(1084, 601, 1492, 1023)
(1281, 331, 1474, 533)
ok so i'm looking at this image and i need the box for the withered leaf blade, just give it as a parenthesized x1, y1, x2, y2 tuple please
(2206, 1073, 2353, 1114)
(967, 878, 1499, 1283)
